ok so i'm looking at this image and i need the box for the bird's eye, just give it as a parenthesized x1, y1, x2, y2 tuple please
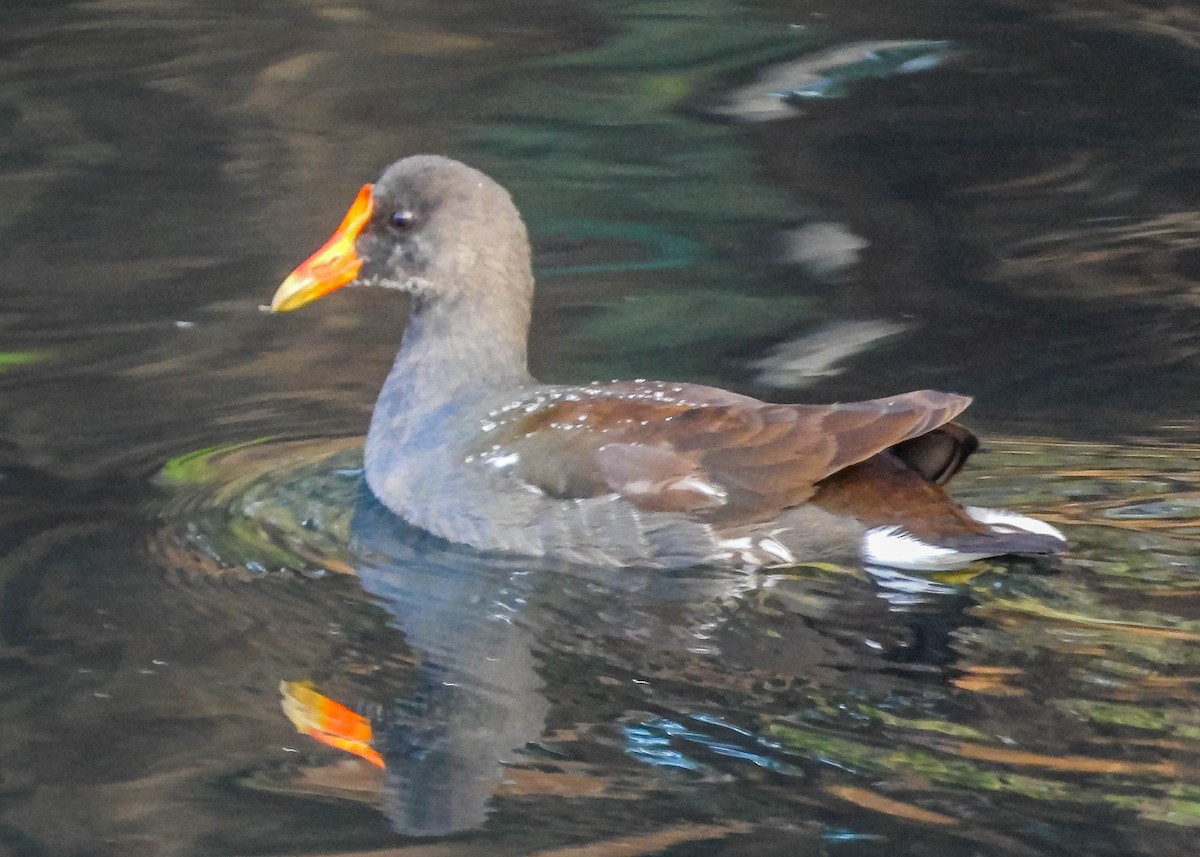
(391, 210, 416, 231)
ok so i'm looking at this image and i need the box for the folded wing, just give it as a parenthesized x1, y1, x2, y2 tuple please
(483, 383, 974, 528)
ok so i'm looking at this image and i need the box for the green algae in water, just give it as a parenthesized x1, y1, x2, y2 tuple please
(0, 350, 50, 370)
(160, 437, 274, 484)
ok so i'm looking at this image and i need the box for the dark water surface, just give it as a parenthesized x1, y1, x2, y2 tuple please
(3, 1, 1200, 855)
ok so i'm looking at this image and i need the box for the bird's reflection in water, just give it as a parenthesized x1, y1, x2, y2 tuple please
(347, 495, 549, 836)
(342, 492, 756, 836)
(282, 484, 982, 837)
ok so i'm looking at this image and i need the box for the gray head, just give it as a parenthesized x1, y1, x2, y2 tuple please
(271, 155, 534, 326)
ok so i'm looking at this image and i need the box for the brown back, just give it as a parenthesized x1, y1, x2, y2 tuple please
(482, 383, 974, 528)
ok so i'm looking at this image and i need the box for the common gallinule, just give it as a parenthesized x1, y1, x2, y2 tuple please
(270, 155, 1065, 571)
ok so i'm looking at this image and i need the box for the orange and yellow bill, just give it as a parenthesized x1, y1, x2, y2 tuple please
(271, 184, 374, 312)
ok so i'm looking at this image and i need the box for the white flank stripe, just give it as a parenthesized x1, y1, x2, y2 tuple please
(756, 536, 796, 566)
(964, 506, 1066, 541)
(862, 526, 991, 572)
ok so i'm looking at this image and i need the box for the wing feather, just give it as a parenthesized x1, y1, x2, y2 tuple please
(483, 383, 972, 527)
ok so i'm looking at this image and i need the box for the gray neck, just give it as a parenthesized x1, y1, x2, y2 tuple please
(388, 291, 533, 408)
(368, 267, 535, 466)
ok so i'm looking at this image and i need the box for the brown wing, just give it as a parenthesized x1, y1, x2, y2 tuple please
(482, 382, 972, 527)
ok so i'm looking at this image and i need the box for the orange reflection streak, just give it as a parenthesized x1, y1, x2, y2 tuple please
(1089, 737, 1185, 750)
(1053, 469, 1150, 477)
(1075, 516, 1200, 531)
(1107, 674, 1200, 703)
(1141, 675, 1200, 688)
(498, 768, 612, 797)
(280, 680, 384, 769)
(979, 602, 1200, 642)
(951, 742, 1180, 777)
(952, 676, 1028, 697)
(521, 823, 749, 857)
(961, 665, 1023, 675)
(953, 664, 1028, 697)
(826, 785, 958, 825)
